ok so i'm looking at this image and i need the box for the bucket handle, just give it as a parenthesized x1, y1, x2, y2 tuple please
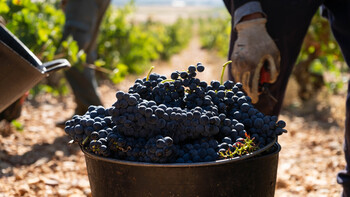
(41, 59, 71, 74)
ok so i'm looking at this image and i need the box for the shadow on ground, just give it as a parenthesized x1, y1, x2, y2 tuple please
(0, 134, 81, 178)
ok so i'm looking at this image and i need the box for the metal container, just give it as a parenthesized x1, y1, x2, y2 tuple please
(0, 24, 70, 112)
(83, 142, 281, 197)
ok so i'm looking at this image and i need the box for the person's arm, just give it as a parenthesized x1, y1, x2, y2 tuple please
(223, 1, 265, 26)
(225, 0, 281, 104)
(234, 1, 265, 26)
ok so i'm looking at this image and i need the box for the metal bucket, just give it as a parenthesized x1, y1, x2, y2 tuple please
(0, 24, 70, 112)
(83, 142, 281, 197)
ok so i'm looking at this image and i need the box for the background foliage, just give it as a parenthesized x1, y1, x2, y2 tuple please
(2, 0, 346, 101)
(293, 13, 348, 100)
(96, 4, 192, 83)
(198, 11, 230, 58)
(1, 0, 192, 93)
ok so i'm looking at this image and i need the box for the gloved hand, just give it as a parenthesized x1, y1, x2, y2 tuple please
(231, 18, 280, 103)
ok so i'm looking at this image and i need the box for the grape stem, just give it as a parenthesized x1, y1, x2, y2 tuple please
(82, 136, 89, 145)
(220, 60, 232, 85)
(160, 79, 175, 83)
(146, 66, 155, 81)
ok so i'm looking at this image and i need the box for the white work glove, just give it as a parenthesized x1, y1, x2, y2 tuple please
(231, 18, 280, 104)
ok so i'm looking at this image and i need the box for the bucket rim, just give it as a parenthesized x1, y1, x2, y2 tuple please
(82, 139, 280, 167)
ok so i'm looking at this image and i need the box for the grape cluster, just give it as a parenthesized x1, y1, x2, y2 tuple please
(176, 138, 219, 163)
(64, 62, 287, 163)
(64, 105, 115, 154)
(144, 135, 177, 163)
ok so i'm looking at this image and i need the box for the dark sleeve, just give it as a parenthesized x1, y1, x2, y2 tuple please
(223, 0, 265, 26)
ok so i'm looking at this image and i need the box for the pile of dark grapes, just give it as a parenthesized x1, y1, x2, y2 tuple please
(64, 62, 287, 163)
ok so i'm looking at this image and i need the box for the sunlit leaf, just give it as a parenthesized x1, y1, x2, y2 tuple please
(11, 120, 24, 131)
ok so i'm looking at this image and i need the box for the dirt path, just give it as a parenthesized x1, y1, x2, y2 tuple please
(0, 31, 347, 196)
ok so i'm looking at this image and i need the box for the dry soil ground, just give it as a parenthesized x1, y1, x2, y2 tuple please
(0, 6, 348, 197)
